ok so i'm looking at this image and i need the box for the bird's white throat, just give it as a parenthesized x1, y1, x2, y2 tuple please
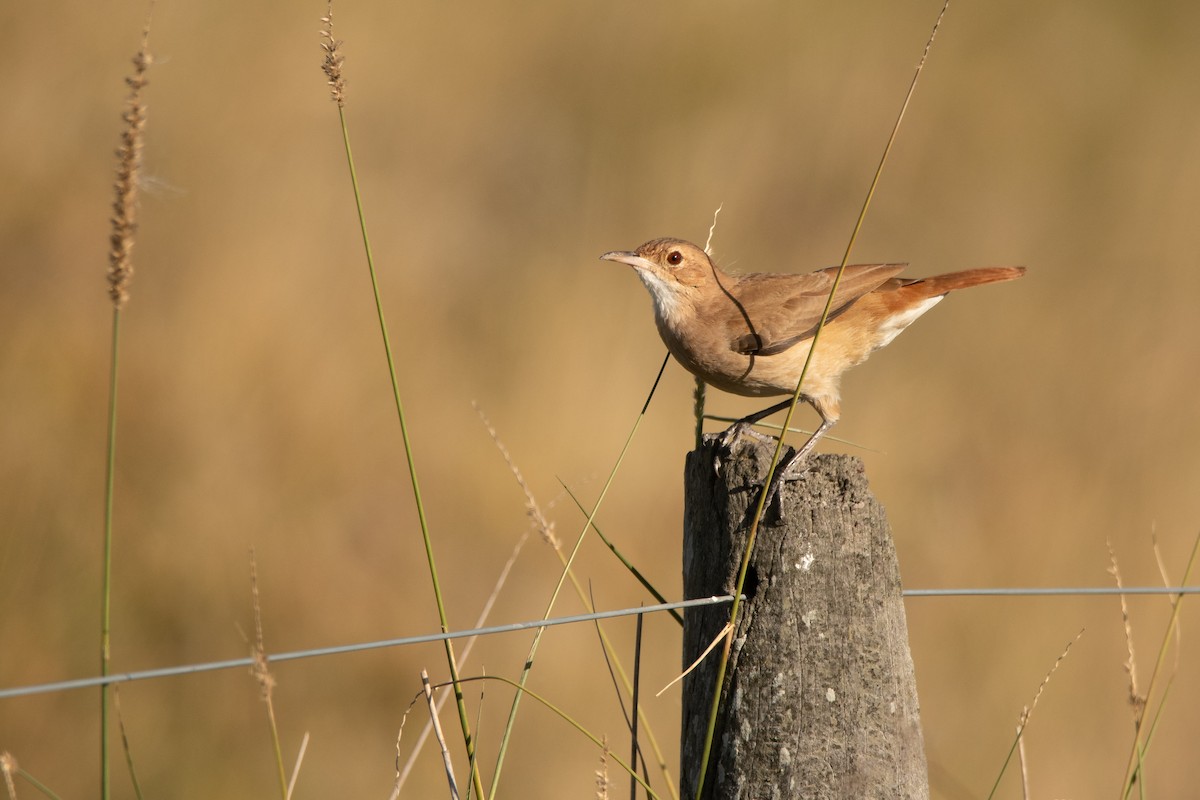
(635, 268, 688, 327)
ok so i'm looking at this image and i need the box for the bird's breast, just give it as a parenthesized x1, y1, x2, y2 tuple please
(654, 312, 801, 398)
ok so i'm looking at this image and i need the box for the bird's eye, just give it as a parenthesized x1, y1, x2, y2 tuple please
(667, 250, 683, 265)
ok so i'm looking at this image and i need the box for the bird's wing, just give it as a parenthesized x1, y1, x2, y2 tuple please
(728, 263, 907, 355)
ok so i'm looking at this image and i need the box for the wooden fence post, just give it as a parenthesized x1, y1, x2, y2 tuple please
(680, 434, 929, 799)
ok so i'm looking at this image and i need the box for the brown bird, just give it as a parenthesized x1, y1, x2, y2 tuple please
(601, 238, 1025, 480)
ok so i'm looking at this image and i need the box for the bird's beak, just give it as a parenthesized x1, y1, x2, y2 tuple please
(600, 250, 656, 272)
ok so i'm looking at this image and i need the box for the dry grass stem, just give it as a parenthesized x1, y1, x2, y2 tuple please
(918, 0, 950, 71)
(249, 551, 276, 703)
(1119, 530, 1200, 796)
(319, 2, 346, 106)
(1107, 540, 1145, 721)
(108, 21, 152, 309)
(474, 407, 679, 798)
(394, 526, 530, 792)
(248, 549, 292, 798)
(657, 622, 733, 697)
(113, 686, 144, 798)
(286, 733, 309, 800)
(1017, 719, 1030, 800)
(474, 402, 558, 548)
(1151, 527, 1183, 674)
(421, 671, 461, 800)
(1018, 629, 1084, 733)
(703, 203, 722, 255)
(988, 630, 1084, 800)
(1, 752, 16, 799)
(594, 735, 609, 800)
(390, 702, 419, 800)
(1151, 526, 1172, 598)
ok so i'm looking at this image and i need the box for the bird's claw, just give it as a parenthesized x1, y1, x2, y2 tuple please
(712, 423, 789, 480)
(713, 423, 773, 476)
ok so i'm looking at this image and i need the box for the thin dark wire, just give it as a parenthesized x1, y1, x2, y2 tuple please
(631, 610, 644, 800)
(1, 587, 1196, 701)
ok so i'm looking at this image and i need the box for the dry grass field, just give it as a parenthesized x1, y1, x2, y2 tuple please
(2, 1, 1199, 797)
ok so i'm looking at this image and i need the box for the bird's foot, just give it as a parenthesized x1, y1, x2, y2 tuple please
(717, 421, 778, 451)
(713, 422, 778, 475)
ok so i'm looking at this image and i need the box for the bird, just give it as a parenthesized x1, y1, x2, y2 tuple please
(601, 237, 1025, 483)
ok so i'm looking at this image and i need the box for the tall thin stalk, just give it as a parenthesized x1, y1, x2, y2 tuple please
(319, 7, 484, 797)
(489, 355, 670, 797)
(1118, 531, 1200, 798)
(690, 3, 949, 795)
(101, 20, 152, 799)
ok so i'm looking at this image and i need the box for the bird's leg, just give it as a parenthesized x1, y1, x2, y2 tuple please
(714, 398, 795, 474)
(780, 415, 836, 478)
(717, 398, 795, 451)
(763, 413, 836, 508)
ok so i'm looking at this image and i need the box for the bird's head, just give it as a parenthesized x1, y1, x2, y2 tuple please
(601, 238, 717, 325)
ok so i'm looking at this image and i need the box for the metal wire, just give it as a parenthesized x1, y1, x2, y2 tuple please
(904, 587, 1200, 597)
(0, 595, 737, 700)
(1, 587, 1195, 700)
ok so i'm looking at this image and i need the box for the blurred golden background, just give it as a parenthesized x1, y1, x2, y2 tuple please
(3, 1, 1199, 797)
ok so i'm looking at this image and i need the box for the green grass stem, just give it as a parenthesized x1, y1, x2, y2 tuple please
(689, 5, 947, 794)
(449, 675, 659, 799)
(985, 630, 1082, 800)
(550, 483, 680, 798)
(334, 110, 484, 798)
(701, 415, 882, 453)
(320, 18, 485, 790)
(559, 483, 681, 626)
(489, 354, 670, 798)
(101, 19, 151, 796)
(1119, 529, 1200, 798)
(99, 306, 119, 800)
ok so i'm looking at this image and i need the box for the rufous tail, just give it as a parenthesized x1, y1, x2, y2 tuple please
(908, 266, 1026, 297)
